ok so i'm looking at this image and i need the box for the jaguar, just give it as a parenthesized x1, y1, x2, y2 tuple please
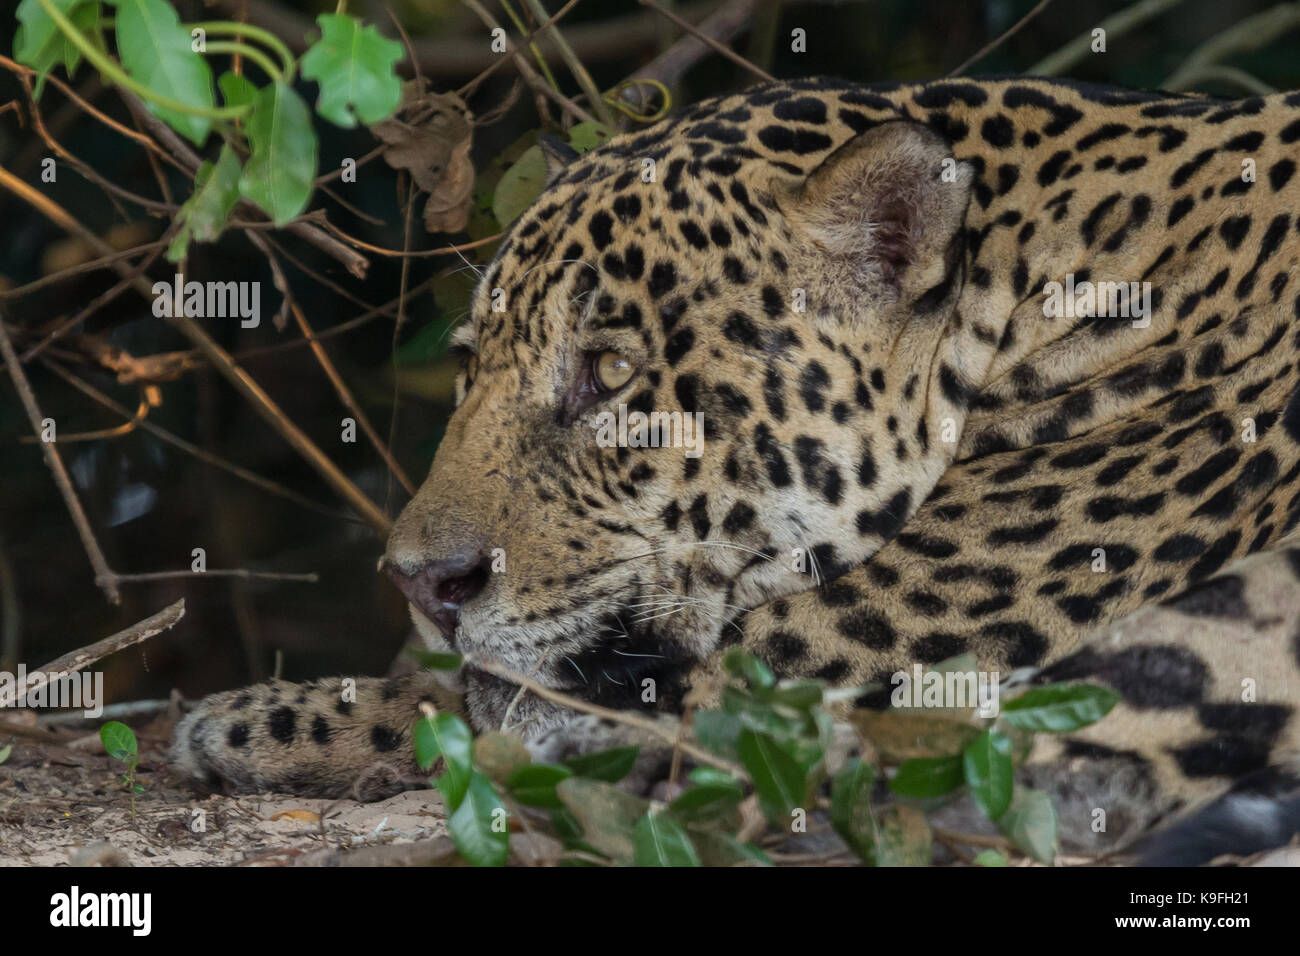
(172, 75, 1300, 864)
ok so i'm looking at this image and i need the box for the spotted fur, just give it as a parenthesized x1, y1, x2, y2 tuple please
(173, 76, 1300, 860)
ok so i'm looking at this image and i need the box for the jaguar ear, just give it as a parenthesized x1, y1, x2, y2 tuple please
(538, 135, 580, 187)
(785, 120, 973, 295)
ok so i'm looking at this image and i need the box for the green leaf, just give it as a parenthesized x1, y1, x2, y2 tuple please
(506, 763, 572, 808)
(446, 770, 509, 867)
(0, 744, 11, 765)
(770, 680, 823, 710)
(829, 758, 877, 862)
(998, 786, 1058, 865)
(113, 0, 214, 146)
(888, 754, 963, 799)
(300, 13, 403, 128)
(692, 709, 743, 760)
(409, 649, 463, 671)
(556, 777, 648, 865)
(633, 811, 701, 866)
(687, 767, 741, 788)
(667, 779, 743, 828)
(722, 688, 806, 739)
(491, 122, 611, 228)
(239, 81, 317, 225)
(1000, 683, 1120, 733)
(691, 831, 772, 867)
(99, 721, 137, 762)
(218, 70, 257, 110)
(850, 709, 982, 764)
(167, 143, 242, 262)
(723, 650, 776, 692)
(564, 120, 612, 152)
(562, 746, 639, 783)
(974, 849, 1008, 867)
(15, 0, 100, 96)
(963, 730, 1014, 821)
(492, 147, 545, 230)
(411, 713, 472, 807)
(737, 729, 806, 824)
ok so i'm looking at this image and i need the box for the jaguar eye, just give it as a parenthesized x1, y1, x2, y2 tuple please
(593, 351, 634, 391)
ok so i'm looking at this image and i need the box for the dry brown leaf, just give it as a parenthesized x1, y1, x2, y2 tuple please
(371, 83, 474, 234)
(270, 809, 320, 823)
(849, 709, 981, 764)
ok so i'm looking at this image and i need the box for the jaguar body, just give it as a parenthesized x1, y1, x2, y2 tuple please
(173, 75, 1300, 862)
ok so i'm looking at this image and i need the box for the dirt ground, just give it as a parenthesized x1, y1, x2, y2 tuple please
(5, 708, 1298, 867)
(0, 709, 451, 866)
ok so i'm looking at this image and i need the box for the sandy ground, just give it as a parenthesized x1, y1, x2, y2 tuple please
(0, 710, 450, 866)
(4, 709, 1297, 867)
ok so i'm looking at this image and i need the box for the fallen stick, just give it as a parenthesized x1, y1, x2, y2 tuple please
(0, 600, 185, 709)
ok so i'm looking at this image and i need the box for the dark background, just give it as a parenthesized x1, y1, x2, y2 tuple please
(1, 0, 1297, 707)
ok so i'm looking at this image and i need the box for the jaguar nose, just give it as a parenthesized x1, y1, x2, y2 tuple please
(382, 551, 492, 641)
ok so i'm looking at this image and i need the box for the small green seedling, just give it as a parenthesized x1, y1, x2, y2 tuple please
(0, 743, 11, 765)
(100, 721, 144, 815)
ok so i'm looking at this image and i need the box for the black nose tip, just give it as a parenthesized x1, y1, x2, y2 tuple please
(383, 551, 491, 641)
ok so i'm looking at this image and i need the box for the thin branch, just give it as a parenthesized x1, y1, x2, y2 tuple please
(316, 222, 502, 259)
(109, 569, 318, 583)
(0, 601, 185, 709)
(947, 0, 1055, 77)
(0, 162, 393, 534)
(0, 240, 168, 301)
(43, 358, 362, 523)
(118, 91, 371, 279)
(20, 231, 173, 363)
(626, 0, 759, 93)
(463, 654, 746, 776)
(636, 0, 774, 83)
(1029, 0, 1187, 76)
(207, 0, 727, 78)
(0, 54, 190, 174)
(1162, 3, 1300, 91)
(0, 314, 121, 605)
(289, 301, 416, 496)
(521, 0, 616, 125)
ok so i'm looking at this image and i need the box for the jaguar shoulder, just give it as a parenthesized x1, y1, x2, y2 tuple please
(173, 76, 1300, 862)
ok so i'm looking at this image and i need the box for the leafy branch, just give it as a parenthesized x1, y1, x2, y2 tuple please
(16, 0, 405, 248)
(409, 650, 1118, 867)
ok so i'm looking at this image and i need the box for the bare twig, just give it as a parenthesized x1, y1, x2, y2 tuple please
(0, 241, 167, 301)
(1162, 3, 1300, 91)
(948, 0, 1056, 77)
(42, 360, 360, 523)
(0, 163, 392, 534)
(108, 569, 318, 583)
(463, 0, 598, 125)
(38, 698, 173, 726)
(317, 222, 502, 259)
(207, 0, 727, 78)
(0, 313, 121, 604)
(0, 54, 189, 173)
(636, 0, 773, 83)
(626, 0, 760, 93)
(463, 654, 746, 776)
(0, 601, 185, 709)
(290, 301, 417, 497)
(118, 92, 371, 279)
(1029, 0, 1187, 76)
(20, 231, 174, 363)
(521, 0, 617, 125)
